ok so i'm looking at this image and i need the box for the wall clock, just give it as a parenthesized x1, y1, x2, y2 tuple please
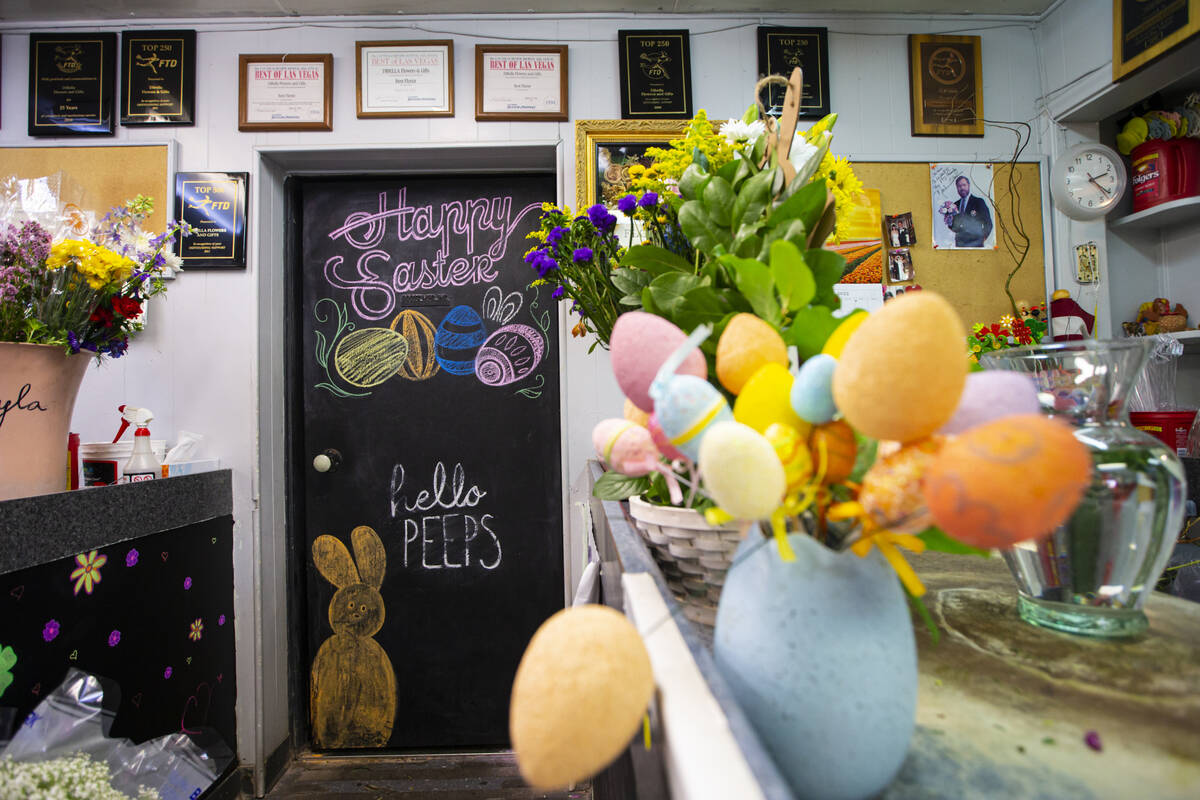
(1049, 142, 1128, 220)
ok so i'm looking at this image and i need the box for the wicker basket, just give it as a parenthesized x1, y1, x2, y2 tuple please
(627, 495, 745, 627)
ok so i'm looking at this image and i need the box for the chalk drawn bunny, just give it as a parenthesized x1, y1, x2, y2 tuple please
(310, 525, 396, 748)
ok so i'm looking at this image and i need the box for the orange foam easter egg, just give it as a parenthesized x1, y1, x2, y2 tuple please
(624, 397, 650, 427)
(809, 420, 857, 484)
(716, 313, 788, 395)
(832, 292, 966, 443)
(859, 437, 944, 534)
(923, 414, 1091, 549)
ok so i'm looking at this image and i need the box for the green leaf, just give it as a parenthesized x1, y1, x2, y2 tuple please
(751, 134, 767, 165)
(693, 146, 710, 171)
(0, 645, 16, 671)
(678, 201, 717, 253)
(678, 163, 707, 201)
(702, 176, 735, 227)
(592, 471, 651, 500)
(767, 179, 827, 230)
(731, 168, 775, 229)
(918, 527, 992, 557)
(769, 240, 816, 310)
(620, 245, 692, 276)
(639, 286, 663, 316)
(674, 287, 731, 330)
(610, 267, 652, 295)
(732, 157, 754, 190)
(782, 305, 840, 359)
(648, 273, 704, 316)
(848, 430, 878, 483)
(742, 102, 759, 125)
(723, 255, 780, 326)
(715, 159, 740, 183)
(905, 587, 940, 645)
(805, 248, 848, 307)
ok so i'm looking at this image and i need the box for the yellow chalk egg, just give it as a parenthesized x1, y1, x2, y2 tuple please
(624, 397, 650, 427)
(923, 414, 1091, 549)
(716, 313, 788, 395)
(821, 310, 868, 358)
(764, 423, 813, 493)
(390, 309, 440, 381)
(699, 420, 786, 519)
(734, 362, 812, 437)
(510, 605, 654, 791)
(832, 292, 967, 443)
(859, 437, 944, 534)
(333, 328, 409, 388)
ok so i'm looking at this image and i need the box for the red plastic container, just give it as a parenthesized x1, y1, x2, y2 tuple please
(1130, 138, 1200, 212)
(1130, 410, 1197, 456)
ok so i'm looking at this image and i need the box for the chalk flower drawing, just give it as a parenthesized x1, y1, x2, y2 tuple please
(70, 550, 107, 595)
(0, 645, 16, 698)
(107, 630, 121, 647)
(189, 618, 204, 642)
(42, 620, 60, 642)
(314, 298, 370, 399)
(125, 548, 139, 567)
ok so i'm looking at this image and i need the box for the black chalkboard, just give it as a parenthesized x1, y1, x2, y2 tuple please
(292, 173, 562, 750)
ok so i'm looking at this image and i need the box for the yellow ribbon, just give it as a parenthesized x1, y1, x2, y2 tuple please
(828, 501, 927, 597)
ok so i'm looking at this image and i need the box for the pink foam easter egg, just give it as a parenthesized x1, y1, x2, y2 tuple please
(610, 312, 707, 413)
(938, 371, 1041, 435)
(648, 413, 688, 462)
(591, 419, 662, 477)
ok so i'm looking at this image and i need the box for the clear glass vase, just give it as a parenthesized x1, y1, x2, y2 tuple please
(981, 339, 1186, 637)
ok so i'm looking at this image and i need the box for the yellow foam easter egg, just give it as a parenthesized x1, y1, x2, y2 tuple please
(699, 420, 786, 519)
(716, 313, 788, 395)
(821, 310, 869, 358)
(764, 423, 813, 493)
(923, 414, 1091, 549)
(624, 397, 650, 427)
(734, 362, 812, 437)
(832, 292, 967, 443)
(511, 605, 654, 790)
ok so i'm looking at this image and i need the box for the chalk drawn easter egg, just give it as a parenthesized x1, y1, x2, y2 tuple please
(390, 309, 440, 381)
(434, 305, 488, 376)
(475, 324, 546, 387)
(333, 328, 409, 388)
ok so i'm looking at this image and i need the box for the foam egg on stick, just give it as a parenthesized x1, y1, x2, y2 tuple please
(858, 437, 944, 535)
(610, 311, 707, 413)
(592, 418, 683, 503)
(649, 324, 733, 462)
(699, 421, 787, 520)
(648, 413, 687, 462)
(938, 371, 1041, 435)
(716, 313, 789, 395)
(790, 353, 839, 425)
(734, 362, 811, 436)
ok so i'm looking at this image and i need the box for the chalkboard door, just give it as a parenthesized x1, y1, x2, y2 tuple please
(293, 174, 562, 750)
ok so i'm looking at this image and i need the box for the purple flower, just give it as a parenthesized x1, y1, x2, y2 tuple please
(218, 614, 226, 626)
(617, 195, 638, 215)
(546, 226, 568, 246)
(572, 247, 594, 263)
(42, 620, 60, 642)
(183, 576, 192, 590)
(535, 253, 558, 278)
(586, 204, 617, 233)
(639, 192, 659, 208)
(66, 332, 81, 354)
(125, 548, 139, 567)
(108, 630, 121, 647)
(1084, 731, 1102, 751)
(552, 286, 565, 299)
(163, 666, 172, 679)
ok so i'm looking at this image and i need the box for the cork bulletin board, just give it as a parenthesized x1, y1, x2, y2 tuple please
(851, 161, 1047, 326)
(0, 145, 170, 232)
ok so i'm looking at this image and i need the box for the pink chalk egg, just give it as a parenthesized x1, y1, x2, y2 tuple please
(592, 419, 662, 477)
(648, 412, 687, 462)
(610, 312, 707, 413)
(476, 323, 546, 386)
(938, 371, 1041, 435)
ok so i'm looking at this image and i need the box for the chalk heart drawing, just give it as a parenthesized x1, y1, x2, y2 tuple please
(161, 552, 169, 562)
(333, 327, 410, 388)
(482, 286, 523, 325)
(131, 693, 142, 708)
(310, 525, 396, 748)
(8, 586, 23, 601)
(475, 324, 546, 387)
(389, 309, 440, 381)
(180, 682, 212, 736)
(69, 650, 78, 661)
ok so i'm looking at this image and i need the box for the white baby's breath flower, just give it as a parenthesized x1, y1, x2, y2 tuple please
(788, 136, 820, 175)
(721, 118, 766, 145)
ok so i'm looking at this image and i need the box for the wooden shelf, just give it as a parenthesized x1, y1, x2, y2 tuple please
(1058, 37, 1200, 123)
(1109, 196, 1200, 231)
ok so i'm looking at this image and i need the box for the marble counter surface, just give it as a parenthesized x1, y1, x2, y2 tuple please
(0, 469, 232, 573)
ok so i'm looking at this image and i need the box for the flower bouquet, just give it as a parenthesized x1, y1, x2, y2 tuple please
(968, 307, 1047, 364)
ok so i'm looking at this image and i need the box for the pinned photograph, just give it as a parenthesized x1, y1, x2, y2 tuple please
(930, 162, 995, 249)
(888, 248, 914, 282)
(884, 211, 916, 247)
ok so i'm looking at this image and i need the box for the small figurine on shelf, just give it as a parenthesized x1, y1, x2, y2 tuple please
(1124, 297, 1189, 336)
(1049, 290, 1096, 341)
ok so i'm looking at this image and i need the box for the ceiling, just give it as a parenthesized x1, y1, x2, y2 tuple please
(0, 0, 1059, 23)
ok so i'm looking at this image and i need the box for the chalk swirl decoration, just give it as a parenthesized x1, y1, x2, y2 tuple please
(475, 324, 546, 386)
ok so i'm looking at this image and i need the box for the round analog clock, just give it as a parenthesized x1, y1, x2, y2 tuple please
(1050, 142, 1128, 220)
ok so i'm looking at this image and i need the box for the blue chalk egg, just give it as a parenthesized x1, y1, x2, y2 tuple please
(790, 354, 838, 425)
(654, 374, 733, 462)
(435, 305, 488, 375)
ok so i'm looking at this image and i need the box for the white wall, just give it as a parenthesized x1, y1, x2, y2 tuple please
(0, 10, 1048, 775)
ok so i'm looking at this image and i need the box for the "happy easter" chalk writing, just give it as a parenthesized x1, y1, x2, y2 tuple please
(390, 461, 502, 570)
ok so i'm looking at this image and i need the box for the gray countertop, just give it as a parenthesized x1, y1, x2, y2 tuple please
(0, 469, 233, 573)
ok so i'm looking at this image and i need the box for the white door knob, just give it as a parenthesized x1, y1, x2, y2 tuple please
(313, 454, 332, 472)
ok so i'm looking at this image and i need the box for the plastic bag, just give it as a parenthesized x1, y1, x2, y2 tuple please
(1129, 333, 1183, 412)
(0, 669, 232, 800)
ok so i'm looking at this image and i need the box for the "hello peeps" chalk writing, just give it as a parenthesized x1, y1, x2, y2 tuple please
(389, 461, 502, 570)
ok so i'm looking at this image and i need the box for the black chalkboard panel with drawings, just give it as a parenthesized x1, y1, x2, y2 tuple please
(291, 173, 563, 750)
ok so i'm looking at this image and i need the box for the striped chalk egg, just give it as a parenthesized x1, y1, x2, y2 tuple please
(332, 327, 409, 388)
(390, 309, 440, 381)
(434, 305, 488, 376)
(653, 374, 733, 462)
(475, 324, 546, 386)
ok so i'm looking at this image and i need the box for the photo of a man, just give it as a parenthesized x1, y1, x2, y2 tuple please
(930, 163, 996, 250)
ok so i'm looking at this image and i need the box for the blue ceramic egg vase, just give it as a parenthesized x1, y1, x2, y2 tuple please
(714, 532, 917, 800)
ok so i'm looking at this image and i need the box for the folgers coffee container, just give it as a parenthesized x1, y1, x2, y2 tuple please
(1130, 138, 1200, 212)
(1130, 410, 1197, 457)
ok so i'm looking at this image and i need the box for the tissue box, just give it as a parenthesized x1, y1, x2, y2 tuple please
(160, 459, 221, 478)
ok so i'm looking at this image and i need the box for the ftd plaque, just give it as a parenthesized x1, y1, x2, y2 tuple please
(28, 32, 116, 136)
(121, 30, 195, 126)
(174, 172, 248, 269)
(757, 27, 830, 119)
(617, 30, 692, 120)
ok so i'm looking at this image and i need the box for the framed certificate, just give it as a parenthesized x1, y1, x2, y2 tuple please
(120, 30, 195, 126)
(1113, 0, 1200, 80)
(907, 34, 984, 137)
(474, 45, 568, 121)
(238, 54, 332, 132)
(28, 32, 117, 136)
(174, 171, 248, 269)
(617, 30, 693, 119)
(757, 27, 829, 119)
(356, 40, 453, 118)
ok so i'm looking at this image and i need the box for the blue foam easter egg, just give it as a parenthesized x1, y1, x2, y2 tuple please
(790, 353, 839, 425)
(435, 305, 488, 375)
(653, 374, 733, 462)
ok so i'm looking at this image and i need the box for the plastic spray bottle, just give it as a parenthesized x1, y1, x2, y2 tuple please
(121, 407, 160, 483)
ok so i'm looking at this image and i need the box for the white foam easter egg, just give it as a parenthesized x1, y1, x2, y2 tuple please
(938, 371, 1041, 435)
(699, 420, 786, 519)
(610, 312, 707, 412)
(653, 374, 733, 462)
(790, 353, 839, 425)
